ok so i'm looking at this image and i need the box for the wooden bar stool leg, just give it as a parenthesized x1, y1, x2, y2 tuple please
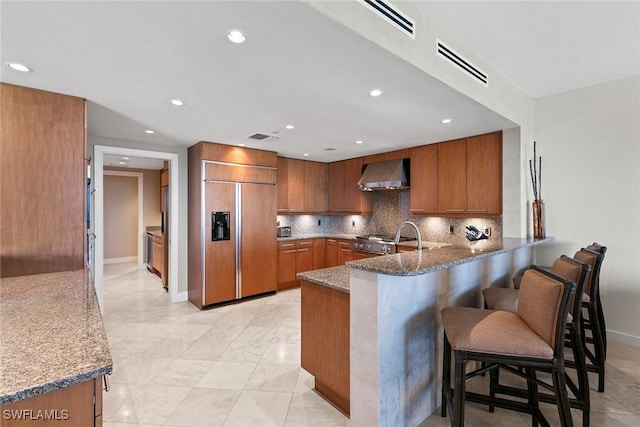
(553, 365, 574, 427)
(453, 352, 467, 427)
(442, 335, 452, 418)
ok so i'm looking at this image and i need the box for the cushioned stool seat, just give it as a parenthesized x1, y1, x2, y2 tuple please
(442, 307, 554, 359)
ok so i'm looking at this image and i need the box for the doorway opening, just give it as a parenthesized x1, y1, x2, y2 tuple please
(94, 145, 180, 311)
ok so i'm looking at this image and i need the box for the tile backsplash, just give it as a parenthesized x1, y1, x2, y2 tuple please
(277, 190, 502, 244)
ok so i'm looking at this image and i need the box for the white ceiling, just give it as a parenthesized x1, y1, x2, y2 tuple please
(416, 1, 640, 99)
(2, 1, 638, 164)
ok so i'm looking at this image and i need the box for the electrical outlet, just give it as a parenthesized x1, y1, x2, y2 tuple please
(449, 224, 454, 234)
(484, 227, 491, 237)
(352, 220, 356, 228)
(317, 219, 321, 226)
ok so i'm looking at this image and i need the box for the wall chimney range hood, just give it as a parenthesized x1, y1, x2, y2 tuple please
(357, 158, 410, 191)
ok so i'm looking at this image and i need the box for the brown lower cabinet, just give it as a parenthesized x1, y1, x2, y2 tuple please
(300, 280, 350, 415)
(0, 377, 103, 426)
(277, 239, 316, 290)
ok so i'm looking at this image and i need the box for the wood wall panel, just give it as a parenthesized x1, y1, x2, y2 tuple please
(363, 148, 410, 164)
(199, 141, 277, 167)
(0, 83, 86, 277)
(204, 162, 276, 184)
(188, 145, 204, 308)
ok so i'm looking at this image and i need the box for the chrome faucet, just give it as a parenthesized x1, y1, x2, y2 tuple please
(394, 221, 423, 250)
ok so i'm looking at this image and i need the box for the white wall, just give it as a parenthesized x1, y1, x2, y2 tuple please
(533, 75, 640, 345)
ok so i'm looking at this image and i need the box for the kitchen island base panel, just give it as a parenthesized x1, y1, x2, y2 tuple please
(349, 246, 533, 427)
(300, 280, 350, 415)
(0, 378, 102, 427)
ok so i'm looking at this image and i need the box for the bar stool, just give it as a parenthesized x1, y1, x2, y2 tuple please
(484, 256, 591, 426)
(573, 247, 607, 392)
(441, 266, 576, 426)
(497, 243, 607, 392)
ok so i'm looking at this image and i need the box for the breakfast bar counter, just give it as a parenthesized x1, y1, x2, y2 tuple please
(298, 237, 552, 426)
(0, 270, 112, 411)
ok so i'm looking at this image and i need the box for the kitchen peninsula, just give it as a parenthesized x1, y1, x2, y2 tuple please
(299, 237, 552, 426)
(0, 270, 112, 426)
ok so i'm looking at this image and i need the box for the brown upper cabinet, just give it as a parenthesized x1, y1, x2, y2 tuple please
(277, 157, 327, 214)
(410, 131, 502, 216)
(328, 158, 371, 215)
(410, 144, 439, 214)
(0, 83, 86, 277)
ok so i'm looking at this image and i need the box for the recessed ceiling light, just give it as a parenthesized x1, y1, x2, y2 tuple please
(285, 125, 294, 130)
(7, 62, 31, 72)
(441, 118, 452, 124)
(303, 153, 309, 157)
(145, 130, 155, 134)
(227, 30, 246, 44)
(355, 140, 364, 144)
(170, 99, 184, 106)
(118, 161, 126, 165)
(369, 89, 383, 97)
(122, 157, 129, 160)
(238, 143, 246, 147)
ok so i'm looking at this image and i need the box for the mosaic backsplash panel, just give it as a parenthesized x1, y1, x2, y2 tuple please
(277, 190, 502, 244)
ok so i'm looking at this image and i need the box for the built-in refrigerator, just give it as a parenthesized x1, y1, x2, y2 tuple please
(188, 144, 278, 309)
(202, 181, 276, 304)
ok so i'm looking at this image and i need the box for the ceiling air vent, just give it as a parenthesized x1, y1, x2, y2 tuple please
(358, 0, 415, 39)
(247, 133, 277, 141)
(437, 39, 488, 86)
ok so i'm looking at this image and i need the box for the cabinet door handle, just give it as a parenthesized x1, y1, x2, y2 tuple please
(446, 209, 465, 212)
(297, 242, 312, 247)
(297, 248, 309, 253)
(411, 208, 426, 212)
(280, 243, 295, 248)
(327, 239, 336, 243)
(103, 375, 110, 392)
(284, 250, 297, 254)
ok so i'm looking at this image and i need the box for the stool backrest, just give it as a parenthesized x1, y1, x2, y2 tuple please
(517, 266, 575, 350)
(587, 242, 607, 256)
(550, 255, 591, 322)
(574, 248, 604, 298)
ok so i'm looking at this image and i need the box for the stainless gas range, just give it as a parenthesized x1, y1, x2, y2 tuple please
(352, 234, 416, 255)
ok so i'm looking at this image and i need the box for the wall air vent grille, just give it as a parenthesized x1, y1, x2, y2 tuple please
(359, 0, 415, 39)
(247, 133, 277, 141)
(437, 39, 488, 86)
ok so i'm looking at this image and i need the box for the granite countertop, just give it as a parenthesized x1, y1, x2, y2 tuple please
(0, 270, 113, 405)
(297, 266, 350, 293)
(346, 237, 553, 276)
(296, 236, 553, 288)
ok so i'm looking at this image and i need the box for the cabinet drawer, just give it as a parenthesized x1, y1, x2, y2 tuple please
(296, 240, 313, 248)
(277, 241, 296, 251)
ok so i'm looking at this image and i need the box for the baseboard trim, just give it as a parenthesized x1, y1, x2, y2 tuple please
(607, 329, 640, 348)
(104, 256, 137, 265)
(175, 291, 188, 303)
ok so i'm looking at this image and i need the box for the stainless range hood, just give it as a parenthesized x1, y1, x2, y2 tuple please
(357, 158, 410, 191)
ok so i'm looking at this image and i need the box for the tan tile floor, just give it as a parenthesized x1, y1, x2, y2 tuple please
(103, 263, 640, 426)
